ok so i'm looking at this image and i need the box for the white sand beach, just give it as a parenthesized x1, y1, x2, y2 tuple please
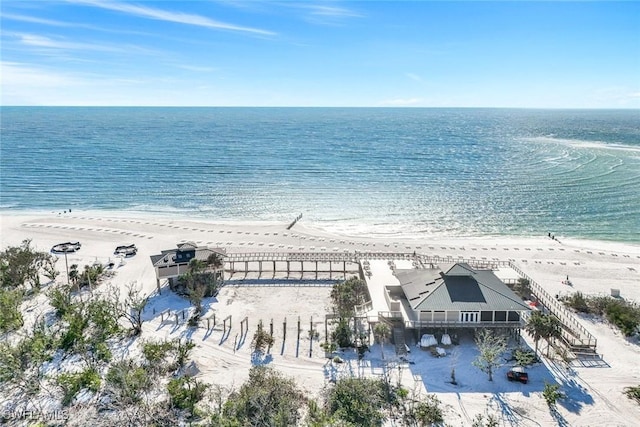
(1, 211, 640, 426)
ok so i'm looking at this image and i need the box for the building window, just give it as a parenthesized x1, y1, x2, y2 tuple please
(459, 311, 479, 322)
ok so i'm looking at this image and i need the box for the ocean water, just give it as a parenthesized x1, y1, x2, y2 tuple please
(1, 107, 639, 242)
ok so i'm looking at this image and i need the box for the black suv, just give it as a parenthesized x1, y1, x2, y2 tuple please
(507, 366, 529, 384)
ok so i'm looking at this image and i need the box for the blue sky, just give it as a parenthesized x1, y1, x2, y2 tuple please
(1, 1, 639, 107)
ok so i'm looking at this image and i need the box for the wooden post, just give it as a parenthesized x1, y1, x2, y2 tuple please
(283, 317, 287, 341)
(233, 333, 238, 353)
(297, 316, 301, 347)
(270, 318, 274, 337)
(175, 313, 179, 324)
(325, 316, 329, 345)
(207, 317, 210, 330)
(310, 316, 313, 357)
(213, 313, 216, 327)
(315, 261, 318, 279)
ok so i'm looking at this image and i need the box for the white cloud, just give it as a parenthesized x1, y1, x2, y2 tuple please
(15, 33, 121, 52)
(306, 5, 362, 18)
(406, 73, 423, 83)
(2, 13, 75, 27)
(174, 64, 217, 73)
(1, 61, 83, 88)
(69, 0, 276, 36)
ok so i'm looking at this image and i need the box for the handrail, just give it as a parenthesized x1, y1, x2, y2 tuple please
(405, 320, 524, 329)
(509, 262, 597, 349)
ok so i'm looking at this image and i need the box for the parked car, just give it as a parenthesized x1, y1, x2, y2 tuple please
(507, 366, 529, 384)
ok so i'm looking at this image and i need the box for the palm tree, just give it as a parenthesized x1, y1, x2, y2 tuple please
(526, 311, 563, 357)
(68, 264, 79, 290)
(525, 311, 546, 355)
(541, 314, 562, 357)
(373, 322, 391, 359)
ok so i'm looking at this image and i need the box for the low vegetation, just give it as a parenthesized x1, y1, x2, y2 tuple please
(562, 291, 640, 336)
(624, 385, 640, 405)
(542, 382, 565, 407)
(0, 243, 451, 426)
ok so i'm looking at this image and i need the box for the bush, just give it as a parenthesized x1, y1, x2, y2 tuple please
(0, 239, 52, 292)
(48, 285, 73, 318)
(0, 288, 24, 333)
(223, 366, 304, 426)
(624, 385, 640, 404)
(562, 292, 640, 337)
(513, 348, 537, 367)
(411, 395, 444, 425)
(327, 377, 386, 426)
(330, 277, 368, 317)
(142, 339, 175, 372)
(167, 376, 208, 414)
(605, 300, 640, 337)
(563, 292, 590, 313)
(57, 368, 101, 405)
(0, 342, 21, 384)
(542, 382, 564, 407)
(332, 318, 352, 348)
(106, 360, 152, 404)
(251, 327, 274, 355)
(513, 278, 531, 300)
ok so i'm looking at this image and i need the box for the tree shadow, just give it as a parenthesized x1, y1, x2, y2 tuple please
(550, 405, 570, 427)
(546, 361, 594, 414)
(489, 393, 525, 426)
(251, 351, 273, 366)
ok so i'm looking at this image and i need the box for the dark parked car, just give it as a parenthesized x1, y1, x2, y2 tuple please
(507, 366, 529, 384)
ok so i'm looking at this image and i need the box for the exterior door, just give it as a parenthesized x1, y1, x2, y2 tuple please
(459, 311, 479, 323)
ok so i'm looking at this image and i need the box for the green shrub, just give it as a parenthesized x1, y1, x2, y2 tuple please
(563, 292, 590, 313)
(332, 318, 352, 348)
(57, 368, 101, 405)
(605, 300, 640, 337)
(251, 327, 274, 355)
(19, 320, 58, 366)
(327, 377, 386, 426)
(167, 377, 208, 413)
(48, 285, 73, 318)
(542, 382, 564, 407)
(411, 395, 444, 425)
(142, 339, 175, 372)
(106, 360, 152, 404)
(0, 342, 21, 384)
(223, 366, 304, 426)
(513, 348, 537, 367)
(0, 288, 24, 333)
(624, 385, 640, 404)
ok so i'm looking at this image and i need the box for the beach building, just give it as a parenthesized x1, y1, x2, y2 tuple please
(150, 242, 226, 290)
(359, 260, 531, 352)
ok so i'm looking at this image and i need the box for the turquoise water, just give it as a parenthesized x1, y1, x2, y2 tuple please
(1, 107, 639, 242)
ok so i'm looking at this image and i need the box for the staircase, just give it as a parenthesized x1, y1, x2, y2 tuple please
(393, 327, 407, 356)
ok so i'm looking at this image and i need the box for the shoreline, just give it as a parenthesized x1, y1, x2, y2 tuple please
(3, 208, 640, 250)
(2, 210, 639, 305)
